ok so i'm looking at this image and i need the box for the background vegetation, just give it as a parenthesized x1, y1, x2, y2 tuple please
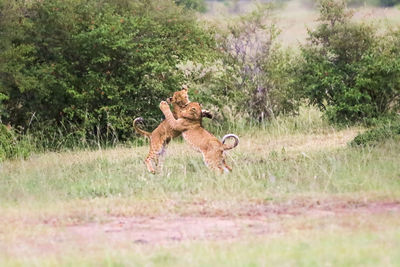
(296, 0, 400, 124)
(0, 0, 215, 151)
(0, 0, 399, 159)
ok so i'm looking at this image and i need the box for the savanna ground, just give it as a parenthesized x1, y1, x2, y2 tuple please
(1, 106, 400, 266)
(1, 1, 400, 266)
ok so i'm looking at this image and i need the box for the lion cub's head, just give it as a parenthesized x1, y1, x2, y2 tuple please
(167, 85, 189, 107)
(180, 102, 202, 122)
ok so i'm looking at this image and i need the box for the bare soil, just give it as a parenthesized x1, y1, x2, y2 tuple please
(68, 201, 400, 244)
(3, 200, 399, 257)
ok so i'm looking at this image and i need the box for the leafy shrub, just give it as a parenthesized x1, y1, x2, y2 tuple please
(350, 118, 400, 146)
(296, 0, 400, 124)
(0, 0, 215, 147)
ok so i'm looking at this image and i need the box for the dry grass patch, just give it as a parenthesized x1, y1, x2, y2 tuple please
(239, 128, 359, 154)
(1, 199, 400, 260)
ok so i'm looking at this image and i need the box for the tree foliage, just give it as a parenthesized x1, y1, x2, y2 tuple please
(0, 0, 215, 146)
(296, 0, 400, 124)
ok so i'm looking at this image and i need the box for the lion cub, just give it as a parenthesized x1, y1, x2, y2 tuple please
(134, 86, 211, 174)
(159, 101, 239, 173)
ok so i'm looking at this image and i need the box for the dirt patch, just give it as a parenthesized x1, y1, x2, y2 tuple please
(2, 200, 400, 257)
(65, 200, 400, 244)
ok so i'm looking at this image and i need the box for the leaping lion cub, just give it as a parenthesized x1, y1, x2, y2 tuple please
(159, 100, 239, 173)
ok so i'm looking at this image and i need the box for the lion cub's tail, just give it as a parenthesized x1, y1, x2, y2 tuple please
(133, 117, 151, 138)
(222, 134, 239, 150)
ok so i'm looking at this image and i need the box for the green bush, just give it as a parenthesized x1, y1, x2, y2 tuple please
(0, 0, 215, 147)
(350, 118, 400, 146)
(296, 0, 400, 124)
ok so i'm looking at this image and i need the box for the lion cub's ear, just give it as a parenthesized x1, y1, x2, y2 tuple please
(181, 84, 188, 91)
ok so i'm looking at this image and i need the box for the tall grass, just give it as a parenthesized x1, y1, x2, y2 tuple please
(0, 107, 398, 209)
(204, 105, 335, 138)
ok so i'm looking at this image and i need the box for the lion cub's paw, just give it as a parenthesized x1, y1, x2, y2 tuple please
(160, 101, 169, 110)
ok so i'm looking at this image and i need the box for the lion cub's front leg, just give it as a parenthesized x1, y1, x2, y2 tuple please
(160, 101, 188, 132)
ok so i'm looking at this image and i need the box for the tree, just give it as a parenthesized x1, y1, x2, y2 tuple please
(296, 0, 400, 124)
(0, 0, 215, 146)
(205, 5, 299, 122)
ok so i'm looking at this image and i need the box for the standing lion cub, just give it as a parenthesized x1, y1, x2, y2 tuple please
(159, 100, 239, 173)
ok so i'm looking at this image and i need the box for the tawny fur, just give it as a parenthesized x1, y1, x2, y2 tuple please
(134, 86, 213, 174)
(159, 101, 239, 174)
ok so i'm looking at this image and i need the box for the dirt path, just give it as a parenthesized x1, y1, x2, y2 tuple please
(67, 201, 400, 244)
(2, 200, 400, 257)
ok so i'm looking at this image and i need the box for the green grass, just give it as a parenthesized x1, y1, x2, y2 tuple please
(1, 130, 398, 206)
(1, 107, 400, 266)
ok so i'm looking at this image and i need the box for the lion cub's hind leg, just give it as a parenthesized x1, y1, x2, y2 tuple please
(222, 155, 232, 173)
(155, 138, 171, 174)
(203, 149, 226, 174)
(217, 153, 231, 174)
(145, 139, 164, 174)
(145, 137, 171, 174)
(144, 152, 157, 174)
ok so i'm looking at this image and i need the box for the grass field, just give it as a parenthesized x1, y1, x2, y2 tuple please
(1, 107, 400, 266)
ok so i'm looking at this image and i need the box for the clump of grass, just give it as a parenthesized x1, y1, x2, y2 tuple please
(260, 105, 334, 135)
(0, 125, 33, 162)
